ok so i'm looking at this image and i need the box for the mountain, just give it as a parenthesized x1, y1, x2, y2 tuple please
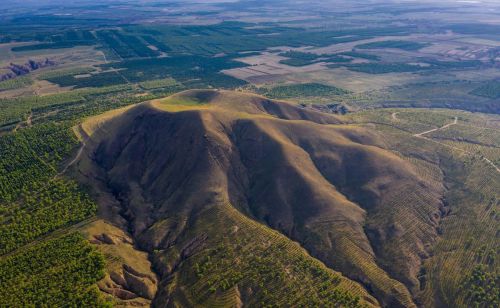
(73, 90, 446, 307)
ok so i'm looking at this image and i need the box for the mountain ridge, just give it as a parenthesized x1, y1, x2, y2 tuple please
(73, 90, 446, 307)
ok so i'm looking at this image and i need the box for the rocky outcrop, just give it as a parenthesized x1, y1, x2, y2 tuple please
(81, 220, 158, 307)
(0, 58, 56, 82)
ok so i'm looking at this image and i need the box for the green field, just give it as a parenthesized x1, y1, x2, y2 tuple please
(259, 83, 349, 98)
(0, 76, 33, 91)
(0, 233, 109, 307)
(470, 81, 500, 99)
(355, 40, 430, 51)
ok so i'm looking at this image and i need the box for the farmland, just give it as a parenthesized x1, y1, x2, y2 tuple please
(0, 0, 499, 307)
(0, 233, 108, 307)
(257, 83, 349, 99)
(344, 108, 499, 307)
(471, 81, 500, 99)
(355, 40, 430, 51)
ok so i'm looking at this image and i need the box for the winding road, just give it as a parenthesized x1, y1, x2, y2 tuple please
(412, 116, 499, 173)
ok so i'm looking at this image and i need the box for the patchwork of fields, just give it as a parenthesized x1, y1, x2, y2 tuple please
(0, 0, 499, 307)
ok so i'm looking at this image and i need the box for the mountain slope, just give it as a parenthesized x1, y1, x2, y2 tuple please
(74, 90, 445, 307)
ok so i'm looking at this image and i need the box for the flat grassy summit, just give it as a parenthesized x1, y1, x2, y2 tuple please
(75, 90, 446, 307)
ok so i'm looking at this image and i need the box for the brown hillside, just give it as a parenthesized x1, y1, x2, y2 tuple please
(75, 90, 445, 307)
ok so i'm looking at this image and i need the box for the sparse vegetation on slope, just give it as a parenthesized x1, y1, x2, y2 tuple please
(154, 202, 375, 307)
(461, 265, 499, 308)
(75, 90, 455, 307)
(344, 108, 500, 307)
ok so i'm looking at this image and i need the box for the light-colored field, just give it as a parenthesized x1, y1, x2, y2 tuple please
(300, 35, 414, 54)
(222, 52, 329, 84)
(0, 44, 102, 67)
(454, 37, 500, 47)
(0, 79, 73, 99)
(453, 67, 500, 81)
(0, 45, 106, 98)
(289, 67, 420, 92)
(224, 31, 500, 93)
(224, 50, 420, 91)
(32, 80, 73, 96)
(0, 43, 20, 62)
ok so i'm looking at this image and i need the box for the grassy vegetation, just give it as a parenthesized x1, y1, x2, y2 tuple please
(279, 50, 353, 67)
(343, 63, 425, 74)
(259, 83, 349, 99)
(157, 202, 374, 307)
(124, 23, 411, 57)
(11, 41, 95, 52)
(44, 71, 127, 89)
(159, 94, 210, 107)
(139, 77, 179, 90)
(96, 30, 159, 59)
(96, 55, 247, 88)
(0, 92, 85, 127)
(461, 265, 500, 307)
(341, 51, 381, 61)
(0, 123, 78, 202)
(0, 85, 161, 127)
(0, 76, 33, 91)
(344, 109, 500, 307)
(0, 178, 97, 255)
(279, 50, 321, 66)
(355, 40, 429, 51)
(37, 67, 97, 80)
(0, 122, 98, 254)
(341, 59, 482, 74)
(0, 233, 109, 307)
(470, 81, 500, 99)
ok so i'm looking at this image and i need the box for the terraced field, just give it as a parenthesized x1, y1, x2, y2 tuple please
(344, 108, 500, 307)
(157, 201, 377, 307)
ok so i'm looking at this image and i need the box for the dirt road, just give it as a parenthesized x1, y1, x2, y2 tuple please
(414, 117, 457, 137)
(413, 117, 499, 173)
